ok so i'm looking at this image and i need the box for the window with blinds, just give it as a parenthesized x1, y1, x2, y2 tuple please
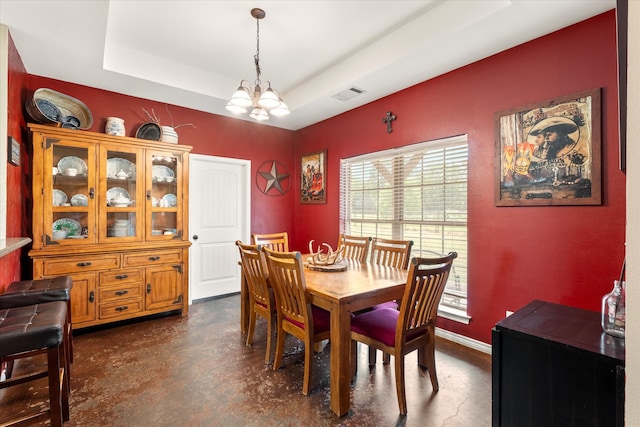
(339, 135, 468, 317)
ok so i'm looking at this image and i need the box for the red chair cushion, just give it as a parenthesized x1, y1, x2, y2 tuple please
(351, 308, 399, 347)
(286, 306, 330, 334)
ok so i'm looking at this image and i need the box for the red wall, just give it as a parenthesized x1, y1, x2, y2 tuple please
(5, 11, 624, 344)
(0, 32, 29, 291)
(294, 11, 625, 343)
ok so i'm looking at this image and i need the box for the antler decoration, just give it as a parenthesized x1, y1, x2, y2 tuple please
(307, 240, 345, 266)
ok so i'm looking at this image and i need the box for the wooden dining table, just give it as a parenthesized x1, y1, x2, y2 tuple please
(304, 259, 408, 417)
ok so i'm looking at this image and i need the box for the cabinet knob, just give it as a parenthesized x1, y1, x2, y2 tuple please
(115, 290, 129, 296)
(77, 261, 92, 267)
(115, 306, 129, 312)
(89, 291, 95, 303)
(193, 235, 198, 240)
(146, 283, 151, 294)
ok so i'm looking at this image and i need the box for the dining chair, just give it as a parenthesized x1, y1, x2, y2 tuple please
(236, 241, 276, 364)
(366, 237, 414, 364)
(369, 237, 414, 269)
(338, 234, 371, 263)
(252, 232, 289, 252)
(262, 247, 331, 395)
(350, 252, 457, 415)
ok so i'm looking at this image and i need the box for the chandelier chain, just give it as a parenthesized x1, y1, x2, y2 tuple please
(254, 16, 261, 85)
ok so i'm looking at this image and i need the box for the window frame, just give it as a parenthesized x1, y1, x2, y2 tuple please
(339, 135, 470, 324)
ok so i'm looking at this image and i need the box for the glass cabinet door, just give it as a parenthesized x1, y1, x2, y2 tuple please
(100, 146, 144, 242)
(147, 151, 183, 240)
(44, 140, 96, 245)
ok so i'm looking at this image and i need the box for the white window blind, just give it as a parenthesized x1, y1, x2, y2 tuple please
(340, 135, 468, 314)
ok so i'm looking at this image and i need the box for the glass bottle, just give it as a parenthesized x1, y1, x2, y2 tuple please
(601, 280, 625, 338)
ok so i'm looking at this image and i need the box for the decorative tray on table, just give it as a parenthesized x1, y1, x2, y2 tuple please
(304, 259, 348, 272)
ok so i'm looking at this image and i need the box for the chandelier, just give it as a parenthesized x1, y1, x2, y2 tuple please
(225, 8, 290, 121)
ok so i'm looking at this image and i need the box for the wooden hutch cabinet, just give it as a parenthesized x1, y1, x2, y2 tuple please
(28, 123, 191, 329)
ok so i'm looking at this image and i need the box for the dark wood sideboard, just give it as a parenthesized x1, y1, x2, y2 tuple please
(492, 300, 625, 427)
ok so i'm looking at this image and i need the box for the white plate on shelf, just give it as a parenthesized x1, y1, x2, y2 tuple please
(106, 187, 131, 205)
(160, 193, 177, 207)
(152, 165, 175, 181)
(52, 218, 81, 236)
(152, 197, 159, 207)
(70, 194, 88, 206)
(53, 189, 67, 206)
(57, 156, 88, 176)
(107, 157, 136, 179)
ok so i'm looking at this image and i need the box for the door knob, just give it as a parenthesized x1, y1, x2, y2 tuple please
(192, 235, 198, 240)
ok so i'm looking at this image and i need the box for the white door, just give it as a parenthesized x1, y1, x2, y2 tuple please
(189, 154, 250, 302)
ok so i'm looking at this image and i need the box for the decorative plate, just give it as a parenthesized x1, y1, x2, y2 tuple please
(135, 122, 162, 141)
(57, 156, 88, 176)
(70, 194, 88, 206)
(106, 187, 131, 204)
(36, 99, 62, 122)
(53, 189, 67, 206)
(152, 197, 159, 207)
(152, 165, 175, 181)
(52, 218, 81, 236)
(161, 193, 177, 208)
(61, 115, 81, 129)
(107, 157, 136, 179)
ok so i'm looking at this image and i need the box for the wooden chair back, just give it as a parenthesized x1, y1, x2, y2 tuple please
(398, 252, 457, 348)
(236, 241, 276, 364)
(262, 246, 330, 395)
(262, 247, 309, 332)
(338, 234, 371, 263)
(252, 232, 289, 252)
(370, 237, 414, 269)
(236, 241, 270, 308)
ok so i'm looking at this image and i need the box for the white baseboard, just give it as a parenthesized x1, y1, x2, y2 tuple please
(435, 327, 492, 355)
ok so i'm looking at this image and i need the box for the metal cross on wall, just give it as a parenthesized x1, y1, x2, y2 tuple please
(382, 111, 397, 133)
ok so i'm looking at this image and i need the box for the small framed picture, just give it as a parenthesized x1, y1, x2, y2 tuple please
(300, 150, 326, 204)
(8, 137, 20, 166)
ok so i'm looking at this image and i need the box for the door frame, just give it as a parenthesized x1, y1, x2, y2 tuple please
(188, 153, 251, 304)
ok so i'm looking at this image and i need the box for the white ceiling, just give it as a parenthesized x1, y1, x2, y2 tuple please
(1, 0, 615, 131)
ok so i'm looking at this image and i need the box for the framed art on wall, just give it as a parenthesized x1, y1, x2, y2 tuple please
(300, 150, 326, 204)
(495, 88, 601, 206)
(8, 137, 20, 166)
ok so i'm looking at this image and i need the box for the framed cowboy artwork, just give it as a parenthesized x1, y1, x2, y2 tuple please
(300, 150, 326, 204)
(495, 88, 601, 206)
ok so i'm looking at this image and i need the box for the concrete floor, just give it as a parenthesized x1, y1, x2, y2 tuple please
(1, 294, 492, 426)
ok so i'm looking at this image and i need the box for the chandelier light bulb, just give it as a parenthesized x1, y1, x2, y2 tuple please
(258, 86, 281, 110)
(225, 102, 248, 114)
(270, 99, 290, 116)
(229, 84, 253, 108)
(249, 107, 270, 121)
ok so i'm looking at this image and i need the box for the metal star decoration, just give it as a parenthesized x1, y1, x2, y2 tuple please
(257, 161, 290, 195)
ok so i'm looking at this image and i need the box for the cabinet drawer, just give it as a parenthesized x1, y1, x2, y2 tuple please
(43, 255, 121, 275)
(99, 283, 144, 303)
(99, 269, 144, 286)
(99, 299, 143, 319)
(124, 250, 182, 267)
